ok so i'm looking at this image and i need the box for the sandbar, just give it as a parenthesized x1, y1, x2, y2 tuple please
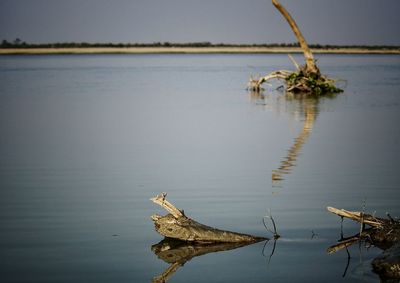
(0, 47, 399, 55)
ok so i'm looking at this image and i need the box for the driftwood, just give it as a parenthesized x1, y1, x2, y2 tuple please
(327, 206, 400, 279)
(151, 238, 254, 283)
(151, 193, 267, 243)
(272, 0, 318, 74)
(248, 0, 342, 95)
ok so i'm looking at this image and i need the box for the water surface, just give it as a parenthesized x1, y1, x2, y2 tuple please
(0, 54, 399, 282)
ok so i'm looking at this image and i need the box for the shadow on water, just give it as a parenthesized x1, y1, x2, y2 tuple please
(151, 238, 268, 283)
(249, 90, 338, 185)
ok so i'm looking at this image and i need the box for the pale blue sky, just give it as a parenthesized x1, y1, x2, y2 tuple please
(1, 0, 399, 45)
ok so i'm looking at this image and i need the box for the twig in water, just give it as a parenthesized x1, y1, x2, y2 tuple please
(263, 209, 281, 239)
(311, 230, 318, 239)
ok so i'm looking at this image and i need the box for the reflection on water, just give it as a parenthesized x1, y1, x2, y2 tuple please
(327, 226, 377, 279)
(250, 90, 335, 184)
(272, 95, 318, 184)
(151, 238, 263, 282)
(1, 54, 399, 283)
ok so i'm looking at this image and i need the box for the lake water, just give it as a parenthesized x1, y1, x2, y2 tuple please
(0, 54, 399, 282)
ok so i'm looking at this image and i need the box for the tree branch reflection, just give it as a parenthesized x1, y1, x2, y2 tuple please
(272, 95, 318, 183)
(151, 238, 269, 282)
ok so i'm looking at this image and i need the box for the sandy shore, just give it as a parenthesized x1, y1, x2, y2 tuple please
(0, 47, 399, 55)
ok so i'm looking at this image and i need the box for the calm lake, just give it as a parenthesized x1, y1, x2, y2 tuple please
(0, 54, 399, 282)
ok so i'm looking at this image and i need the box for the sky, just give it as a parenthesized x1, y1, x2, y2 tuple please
(1, 0, 400, 46)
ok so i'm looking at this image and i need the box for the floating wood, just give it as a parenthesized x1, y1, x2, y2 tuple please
(327, 206, 400, 279)
(150, 193, 267, 243)
(327, 206, 385, 228)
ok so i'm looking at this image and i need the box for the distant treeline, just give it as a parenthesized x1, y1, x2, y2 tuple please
(1, 39, 399, 50)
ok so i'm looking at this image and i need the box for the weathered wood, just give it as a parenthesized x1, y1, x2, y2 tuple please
(248, 1, 342, 95)
(247, 70, 290, 91)
(288, 54, 300, 71)
(327, 206, 385, 228)
(272, 0, 318, 74)
(151, 193, 267, 243)
(151, 193, 184, 219)
(327, 206, 400, 279)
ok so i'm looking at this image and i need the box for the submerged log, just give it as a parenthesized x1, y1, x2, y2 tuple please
(151, 193, 267, 243)
(327, 206, 400, 279)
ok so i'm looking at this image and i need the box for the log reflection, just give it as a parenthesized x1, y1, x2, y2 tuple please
(151, 238, 261, 283)
(272, 96, 318, 184)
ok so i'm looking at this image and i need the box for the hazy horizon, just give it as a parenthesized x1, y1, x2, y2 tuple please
(1, 0, 400, 46)
(2, 41, 400, 47)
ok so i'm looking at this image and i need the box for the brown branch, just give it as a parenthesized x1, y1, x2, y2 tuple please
(272, 0, 318, 74)
(327, 206, 384, 228)
(247, 70, 291, 91)
(150, 193, 267, 243)
(151, 193, 184, 219)
(288, 54, 300, 71)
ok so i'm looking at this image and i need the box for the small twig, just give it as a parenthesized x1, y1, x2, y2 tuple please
(288, 54, 300, 71)
(262, 218, 274, 235)
(263, 209, 281, 239)
(151, 193, 184, 219)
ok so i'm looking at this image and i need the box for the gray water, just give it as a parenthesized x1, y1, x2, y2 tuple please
(0, 54, 399, 282)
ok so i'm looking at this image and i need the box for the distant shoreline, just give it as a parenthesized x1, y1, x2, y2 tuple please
(1, 47, 399, 55)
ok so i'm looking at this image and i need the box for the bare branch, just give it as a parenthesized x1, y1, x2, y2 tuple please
(151, 193, 184, 219)
(288, 54, 300, 71)
(272, 0, 318, 74)
(263, 209, 281, 239)
(327, 206, 384, 228)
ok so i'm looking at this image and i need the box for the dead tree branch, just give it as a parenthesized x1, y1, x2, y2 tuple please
(327, 206, 400, 279)
(272, 0, 318, 74)
(248, 0, 343, 96)
(151, 193, 267, 243)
